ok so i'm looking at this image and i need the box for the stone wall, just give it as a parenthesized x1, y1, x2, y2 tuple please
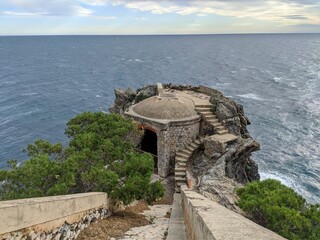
(157, 129, 171, 177)
(156, 119, 200, 177)
(180, 185, 285, 240)
(0, 193, 110, 240)
(168, 121, 200, 151)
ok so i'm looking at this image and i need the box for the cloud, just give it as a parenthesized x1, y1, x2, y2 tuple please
(2, 0, 93, 17)
(1, 11, 48, 16)
(80, 0, 320, 25)
(1, 0, 319, 27)
(95, 15, 117, 20)
(283, 15, 309, 20)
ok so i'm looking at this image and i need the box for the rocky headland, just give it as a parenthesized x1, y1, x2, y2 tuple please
(109, 84, 260, 214)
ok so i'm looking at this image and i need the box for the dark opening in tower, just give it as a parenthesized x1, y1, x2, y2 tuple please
(140, 129, 158, 173)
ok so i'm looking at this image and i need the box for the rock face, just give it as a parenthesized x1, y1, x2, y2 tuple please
(109, 85, 157, 114)
(192, 137, 260, 213)
(110, 83, 260, 213)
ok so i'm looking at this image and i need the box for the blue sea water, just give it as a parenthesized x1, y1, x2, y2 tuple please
(0, 34, 319, 203)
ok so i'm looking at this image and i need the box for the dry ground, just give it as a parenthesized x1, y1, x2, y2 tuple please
(78, 201, 150, 240)
(78, 175, 174, 240)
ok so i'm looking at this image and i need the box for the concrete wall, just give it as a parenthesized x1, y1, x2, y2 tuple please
(180, 186, 285, 240)
(0, 192, 109, 239)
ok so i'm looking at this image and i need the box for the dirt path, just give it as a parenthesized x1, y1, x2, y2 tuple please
(116, 204, 171, 240)
(78, 175, 174, 240)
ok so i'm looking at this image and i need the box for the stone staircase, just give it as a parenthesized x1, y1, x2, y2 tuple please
(195, 105, 229, 135)
(175, 138, 203, 192)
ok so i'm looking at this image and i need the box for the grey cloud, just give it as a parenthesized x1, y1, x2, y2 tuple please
(283, 0, 319, 4)
(283, 15, 309, 20)
(289, 23, 320, 32)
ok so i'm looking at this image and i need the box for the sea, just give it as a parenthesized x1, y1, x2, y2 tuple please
(0, 34, 319, 203)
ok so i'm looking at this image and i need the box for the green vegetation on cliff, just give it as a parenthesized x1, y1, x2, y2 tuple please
(0, 112, 164, 204)
(237, 179, 320, 240)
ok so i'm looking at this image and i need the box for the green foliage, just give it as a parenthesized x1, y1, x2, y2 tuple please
(23, 139, 63, 159)
(0, 153, 76, 199)
(237, 179, 320, 240)
(0, 112, 164, 205)
(145, 181, 165, 205)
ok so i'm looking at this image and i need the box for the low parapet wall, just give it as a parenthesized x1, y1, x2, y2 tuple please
(0, 192, 110, 239)
(180, 185, 285, 240)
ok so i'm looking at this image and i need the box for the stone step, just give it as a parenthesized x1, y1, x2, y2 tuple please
(176, 157, 188, 163)
(199, 111, 212, 116)
(207, 118, 219, 124)
(205, 115, 217, 119)
(214, 125, 225, 130)
(175, 171, 186, 177)
(175, 177, 186, 183)
(181, 148, 192, 155)
(194, 104, 212, 108)
(186, 145, 196, 152)
(189, 142, 198, 149)
(175, 167, 186, 172)
(195, 107, 211, 112)
(217, 129, 228, 135)
(209, 121, 222, 127)
(176, 162, 186, 168)
(209, 133, 238, 144)
(176, 153, 189, 159)
(176, 181, 186, 186)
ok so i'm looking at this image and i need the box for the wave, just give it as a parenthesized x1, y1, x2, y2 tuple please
(272, 76, 297, 88)
(128, 59, 144, 63)
(260, 171, 297, 191)
(237, 93, 265, 101)
(21, 93, 38, 96)
(306, 98, 320, 116)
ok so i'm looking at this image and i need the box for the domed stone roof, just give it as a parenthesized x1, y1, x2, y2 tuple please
(132, 96, 197, 120)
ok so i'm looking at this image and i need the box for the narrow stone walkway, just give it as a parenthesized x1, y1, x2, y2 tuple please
(115, 205, 171, 240)
(167, 194, 187, 240)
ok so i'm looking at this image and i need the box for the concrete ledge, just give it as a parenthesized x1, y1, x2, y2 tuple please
(0, 192, 108, 234)
(180, 186, 285, 240)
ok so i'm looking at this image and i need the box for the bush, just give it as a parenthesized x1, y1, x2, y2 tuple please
(237, 179, 320, 240)
(0, 112, 164, 205)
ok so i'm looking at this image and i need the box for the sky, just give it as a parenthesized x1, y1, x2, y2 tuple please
(0, 0, 319, 35)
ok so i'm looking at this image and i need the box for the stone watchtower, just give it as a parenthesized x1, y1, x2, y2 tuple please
(125, 84, 201, 177)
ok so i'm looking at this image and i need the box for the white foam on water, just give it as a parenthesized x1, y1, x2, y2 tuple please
(273, 76, 296, 88)
(260, 171, 297, 190)
(21, 93, 37, 96)
(273, 77, 283, 83)
(96, 95, 101, 98)
(22, 108, 40, 116)
(306, 98, 320, 115)
(237, 93, 265, 101)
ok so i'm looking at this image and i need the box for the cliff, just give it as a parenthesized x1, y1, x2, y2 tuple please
(109, 84, 260, 213)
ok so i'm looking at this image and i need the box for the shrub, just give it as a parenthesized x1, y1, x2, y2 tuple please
(237, 179, 320, 240)
(0, 112, 164, 205)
